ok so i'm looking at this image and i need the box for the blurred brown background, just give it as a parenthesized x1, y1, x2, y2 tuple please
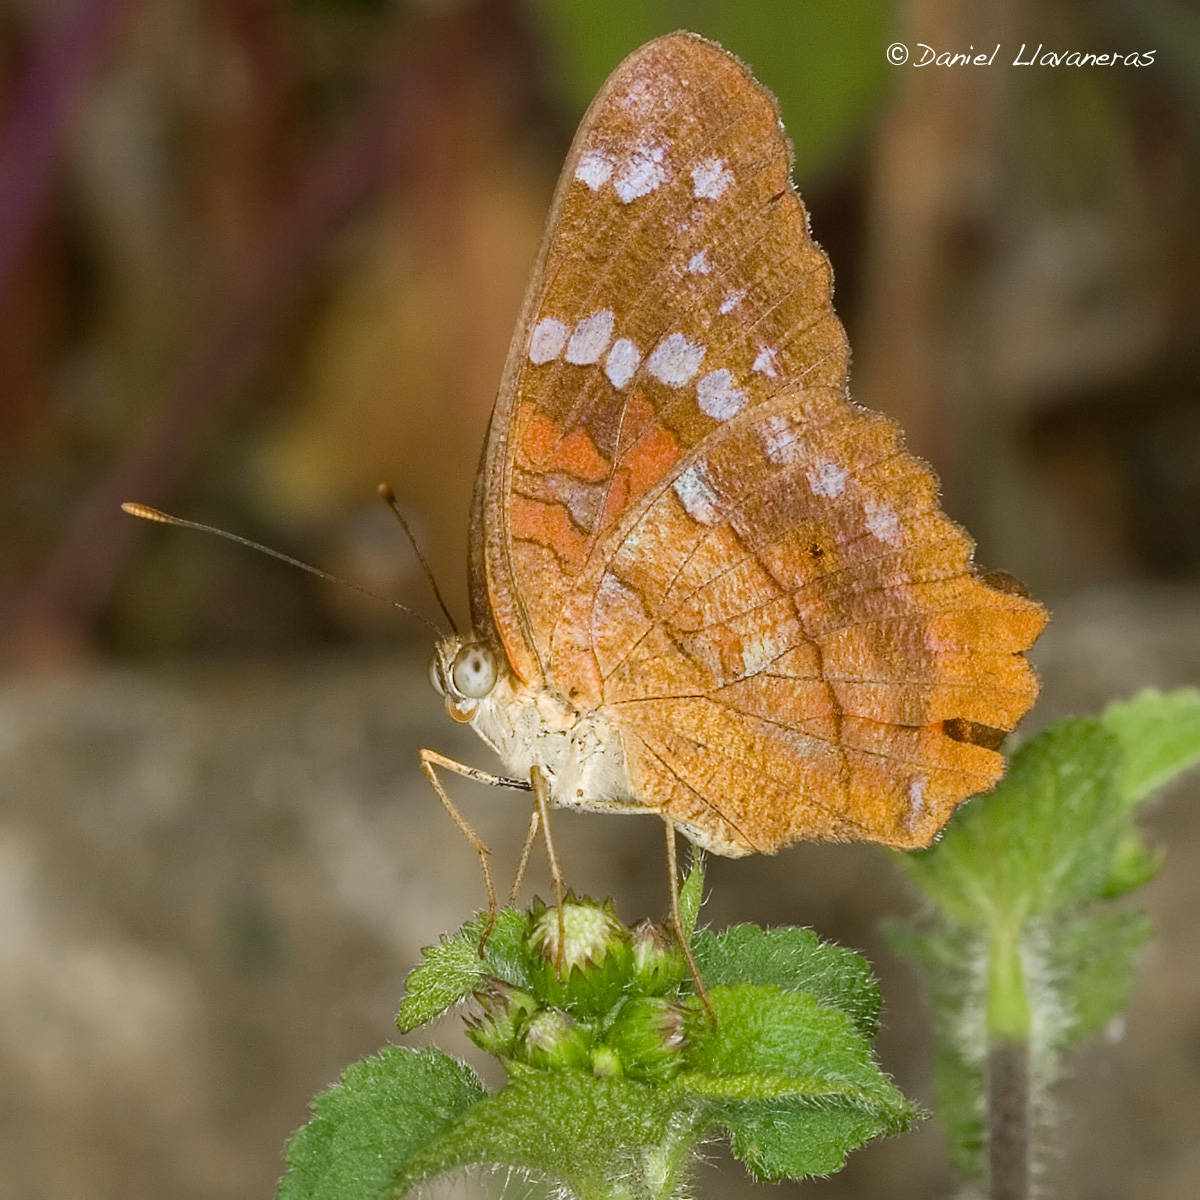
(1, 1, 1198, 1198)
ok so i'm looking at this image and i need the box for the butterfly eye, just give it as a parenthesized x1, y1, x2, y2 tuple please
(451, 644, 496, 699)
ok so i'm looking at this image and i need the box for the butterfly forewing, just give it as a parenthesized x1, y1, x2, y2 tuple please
(477, 35, 847, 677)
(473, 33, 1047, 855)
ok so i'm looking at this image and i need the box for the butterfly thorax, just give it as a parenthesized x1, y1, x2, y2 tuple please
(430, 635, 641, 815)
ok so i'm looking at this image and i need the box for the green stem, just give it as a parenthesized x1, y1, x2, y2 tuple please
(985, 924, 1032, 1198)
(986, 924, 1031, 1042)
(572, 1147, 691, 1200)
(637, 1117, 703, 1200)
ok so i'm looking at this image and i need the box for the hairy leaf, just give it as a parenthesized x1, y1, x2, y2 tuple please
(1103, 688, 1200, 806)
(278, 1047, 484, 1200)
(682, 985, 909, 1116)
(678, 852, 706, 939)
(692, 925, 880, 1039)
(397, 908, 530, 1033)
(896, 719, 1125, 926)
(1052, 908, 1154, 1045)
(719, 1099, 901, 1182)
(681, 985, 911, 1181)
(394, 1066, 696, 1200)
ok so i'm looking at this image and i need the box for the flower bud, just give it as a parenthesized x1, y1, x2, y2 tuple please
(520, 1007, 594, 1071)
(605, 996, 688, 1083)
(526, 896, 633, 1016)
(630, 920, 688, 996)
(589, 1045, 624, 1077)
(465, 979, 537, 1057)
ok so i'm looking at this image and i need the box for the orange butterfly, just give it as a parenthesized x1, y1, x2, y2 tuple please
(423, 33, 1047, 931)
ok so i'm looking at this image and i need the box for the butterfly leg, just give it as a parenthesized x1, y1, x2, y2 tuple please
(509, 802, 541, 905)
(530, 766, 567, 972)
(663, 819, 716, 1026)
(419, 748, 530, 945)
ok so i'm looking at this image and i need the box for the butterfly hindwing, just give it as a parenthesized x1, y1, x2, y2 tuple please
(584, 388, 1046, 851)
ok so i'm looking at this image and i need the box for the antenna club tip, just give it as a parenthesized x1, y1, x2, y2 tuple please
(377, 482, 396, 503)
(122, 502, 164, 522)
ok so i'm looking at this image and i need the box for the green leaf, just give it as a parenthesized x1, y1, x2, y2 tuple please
(1052, 909, 1154, 1045)
(897, 719, 1125, 926)
(681, 985, 912, 1183)
(1099, 827, 1163, 899)
(1103, 688, 1200, 806)
(719, 1100, 901, 1182)
(692, 925, 880, 1040)
(683, 986, 907, 1114)
(277, 1047, 485, 1200)
(396, 936, 487, 1034)
(882, 922, 987, 1178)
(478, 906, 538, 987)
(397, 909, 530, 1033)
(394, 1066, 699, 1200)
(678, 851, 706, 939)
(930, 1037, 987, 1179)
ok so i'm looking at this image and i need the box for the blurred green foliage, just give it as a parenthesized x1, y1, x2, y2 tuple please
(530, 0, 893, 181)
(889, 690, 1200, 1180)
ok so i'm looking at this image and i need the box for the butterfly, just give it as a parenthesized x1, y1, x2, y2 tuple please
(419, 32, 1046, 923)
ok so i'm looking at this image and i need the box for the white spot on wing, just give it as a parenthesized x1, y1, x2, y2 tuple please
(687, 250, 712, 275)
(566, 483, 603, 530)
(740, 631, 787, 678)
(696, 369, 747, 421)
(619, 72, 668, 115)
(605, 338, 642, 389)
(529, 318, 568, 364)
(924, 622, 957, 655)
(752, 344, 779, 378)
(884, 575, 916, 608)
(759, 414, 800, 464)
(575, 150, 613, 190)
(614, 143, 668, 203)
(673, 462, 723, 526)
(621, 77, 651, 111)
(597, 569, 633, 607)
(864, 498, 903, 546)
(808, 460, 848, 498)
(566, 310, 615, 365)
(692, 157, 734, 200)
(718, 289, 745, 315)
(648, 333, 705, 387)
(906, 776, 928, 830)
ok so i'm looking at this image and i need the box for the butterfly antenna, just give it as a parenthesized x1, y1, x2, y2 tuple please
(377, 483, 459, 637)
(121, 502, 447, 638)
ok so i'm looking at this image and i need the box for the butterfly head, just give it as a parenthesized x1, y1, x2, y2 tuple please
(429, 637, 499, 723)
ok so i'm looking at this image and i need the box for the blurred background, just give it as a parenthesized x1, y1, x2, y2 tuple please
(1, 0, 1198, 1197)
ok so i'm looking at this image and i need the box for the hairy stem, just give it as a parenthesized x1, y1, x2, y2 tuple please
(987, 1039, 1030, 1200)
